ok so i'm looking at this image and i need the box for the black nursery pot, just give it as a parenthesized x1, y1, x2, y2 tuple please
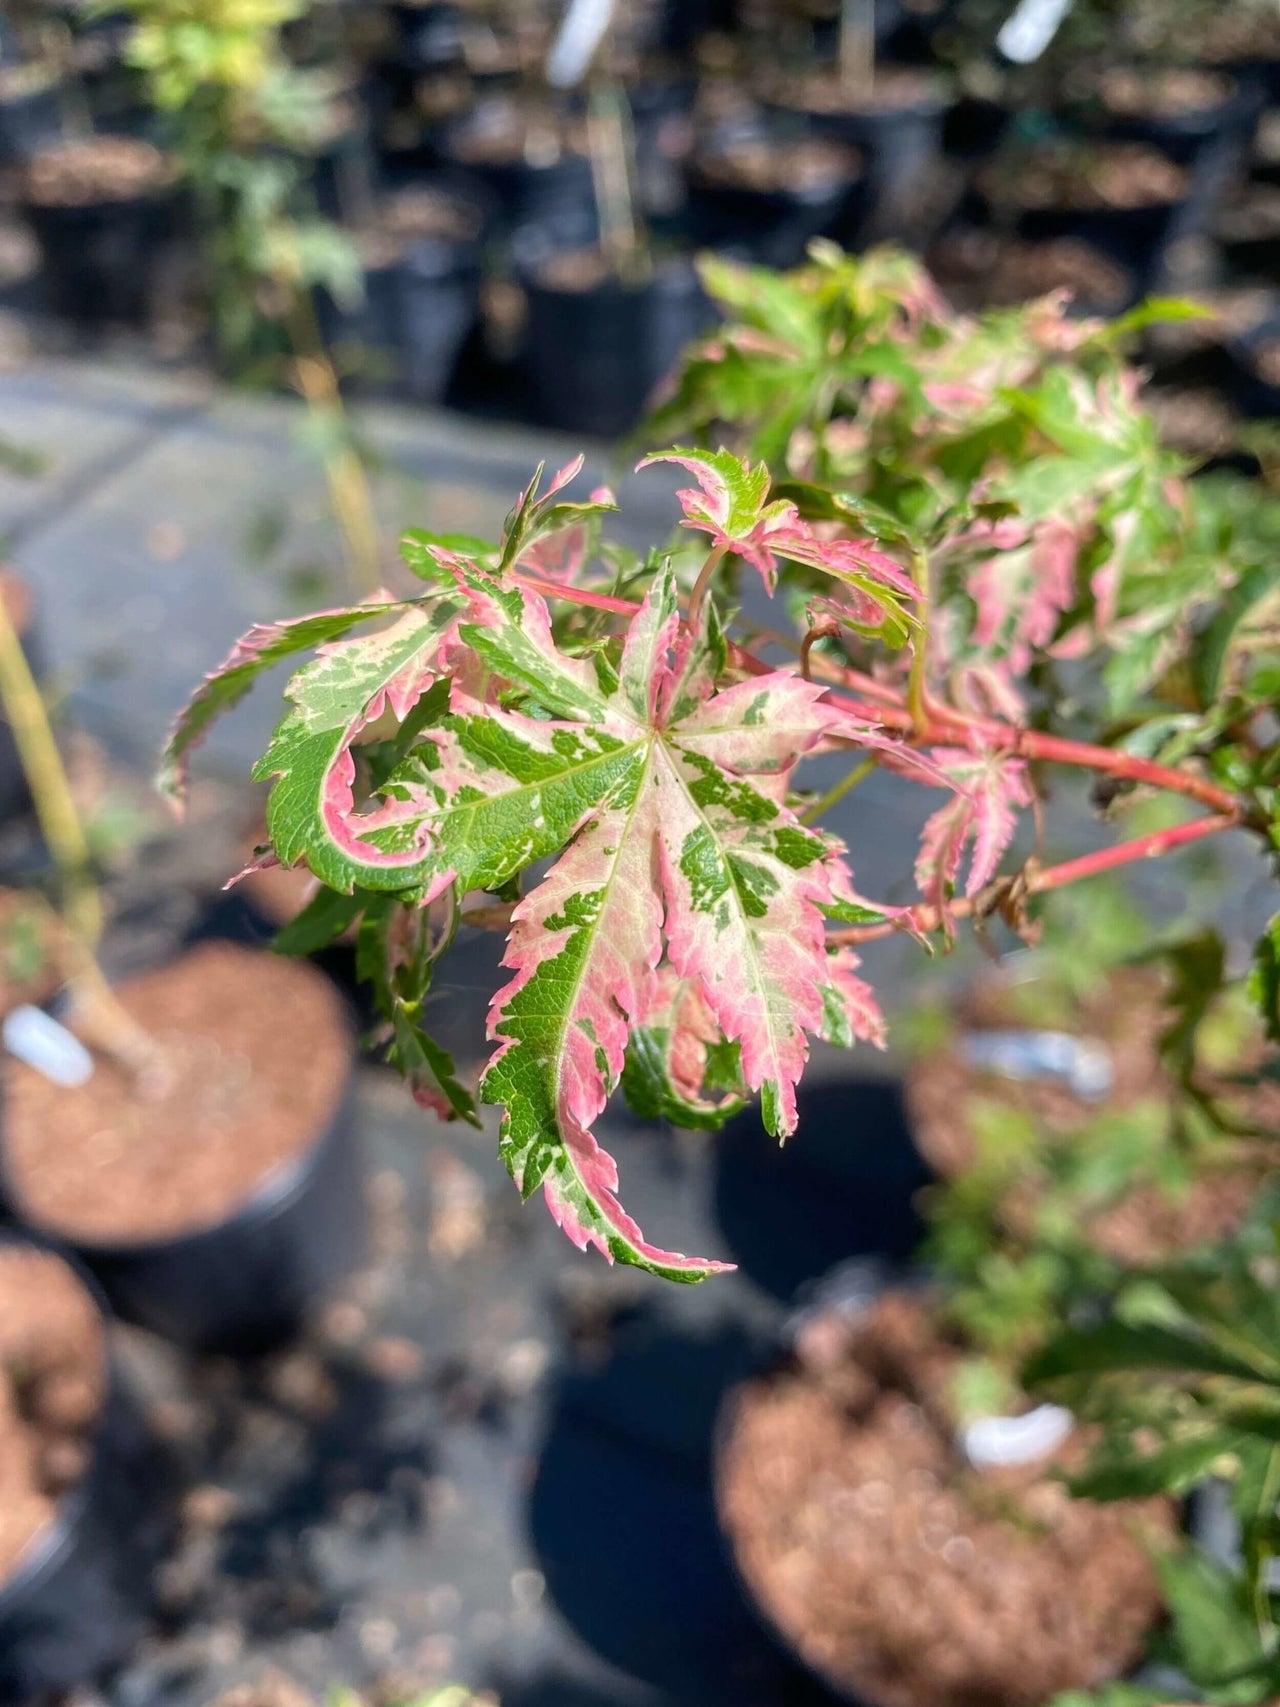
(1015, 197, 1188, 281)
(1226, 314, 1280, 418)
(399, 229, 484, 403)
(683, 152, 864, 268)
(0, 1237, 166, 1703)
(1101, 78, 1263, 164)
(777, 88, 948, 236)
(308, 118, 380, 223)
(455, 148, 596, 245)
(0, 1005, 365, 1356)
(0, 84, 62, 164)
(24, 188, 174, 326)
(520, 253, 714, 439)
(388, 0, 468, 74)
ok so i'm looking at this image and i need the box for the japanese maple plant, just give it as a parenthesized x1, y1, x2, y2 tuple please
(160, 243, 1280, 1282)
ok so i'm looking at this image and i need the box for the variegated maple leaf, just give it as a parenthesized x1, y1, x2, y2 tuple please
(158, 597, 404, 807)
(381, 557, 870, 1279)
(621, 966, 749, 1131)
(915, 746, 1034, 922)
(640, 446, 919, 611)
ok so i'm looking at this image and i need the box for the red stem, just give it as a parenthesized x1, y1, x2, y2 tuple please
(515, 574, 1245, 821)
(512, 571, 639, 617)
(827, 814, 1240, 945)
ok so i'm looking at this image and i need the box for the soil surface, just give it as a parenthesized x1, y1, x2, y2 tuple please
(928, 231, 1133, 312)
(0, 1244, 104, 1583)
(1216, 187, 1280, 242)
(717, 1292, 1170, 1707)
(22, 136, 174, 207)
(358, 186, 483, 270)
(1093, 65, 1234, 120)
(990, 143, 1186, 211)
(772, 65, 944, 115)
(693, 136, 858, 194)
(3, 941, 352, 1243)
(904, 971, 1257, 1265)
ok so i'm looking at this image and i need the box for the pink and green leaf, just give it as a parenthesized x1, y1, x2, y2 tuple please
(158, 600, 402, 808)
(915, 746, 1034, 911)
(253, 600, 463, 893)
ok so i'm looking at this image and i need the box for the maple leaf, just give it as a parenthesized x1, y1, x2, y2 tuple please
(400, 458, 618, 589)
(915, 746, 1034, 920)
(819, 946, 888, 1050)
(389, 558, 863, 1278)
(621, 967, 748, 1131)
(252, 599, 464, 894)
(963, 514, 1087, 675)
(639, 446, 918, 609)
(158, 599, 403, 808)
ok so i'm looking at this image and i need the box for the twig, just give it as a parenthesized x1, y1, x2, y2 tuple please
(825, 815, 1241, 945)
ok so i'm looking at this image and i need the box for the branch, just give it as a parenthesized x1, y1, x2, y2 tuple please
(826, 814, 1241, 945)
(506, 571, 1247, 822)
(512, 571, 639, 617)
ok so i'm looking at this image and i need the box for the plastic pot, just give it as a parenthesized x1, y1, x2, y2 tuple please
(683, 151, 864, 267)
(1015, 197, 1190, 282)
(712, 1079, 931, 1303)
(0, 971, 365, 1355)
(0, 84, 63, 163)
(311, 123, 380, 223)
(520, 252, 715, 439)
(942, 93, 1010, 160)
(399, 228, 485, 402)
(770, 88, 948, 242)
(388, 0, 468, 74)
(0, 1235, 167, 1703)
(711, 1267, 1188, 1707)
(23, 186, 174, 326)
(1100, 77, 1264, 164)
(1226, 314, 1280, 417)
(441, 139, 596, 244)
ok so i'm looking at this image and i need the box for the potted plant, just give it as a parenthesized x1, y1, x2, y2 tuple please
(120, 0, 387, 594)
(761, 0, 952, 244)
(517, 23, 713, 438)
(323, 176, 489, 405)
(17, 124, 178, 326)
(166, 244, 1280, 1288)
(0, 1232, 164, 1699)
(0, 450, 364, 1355)
(714, 1275, 1175, 1705)
(1026, 1222, 1280, 1705)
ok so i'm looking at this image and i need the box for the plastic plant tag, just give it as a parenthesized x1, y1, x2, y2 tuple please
(546, 0, 616, 88)
(996, 0, 1075, 62)
(959, 1029, 1113, 1100)
(2, 1004, 94, 1088)
(961, 1404, 1074, 1469)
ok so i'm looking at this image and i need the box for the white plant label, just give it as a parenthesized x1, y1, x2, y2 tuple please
(959, 1028, 1113, 1100)
(996, 0, 1075, 63)
(546, 0, 616, 89)
(961, 1404, 1075, 1469)
(3, 1004, 93, 1087)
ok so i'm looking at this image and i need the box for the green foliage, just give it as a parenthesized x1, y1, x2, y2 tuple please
(117, 0, 361, 370)
(1028, 1234, 1280, 1700)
